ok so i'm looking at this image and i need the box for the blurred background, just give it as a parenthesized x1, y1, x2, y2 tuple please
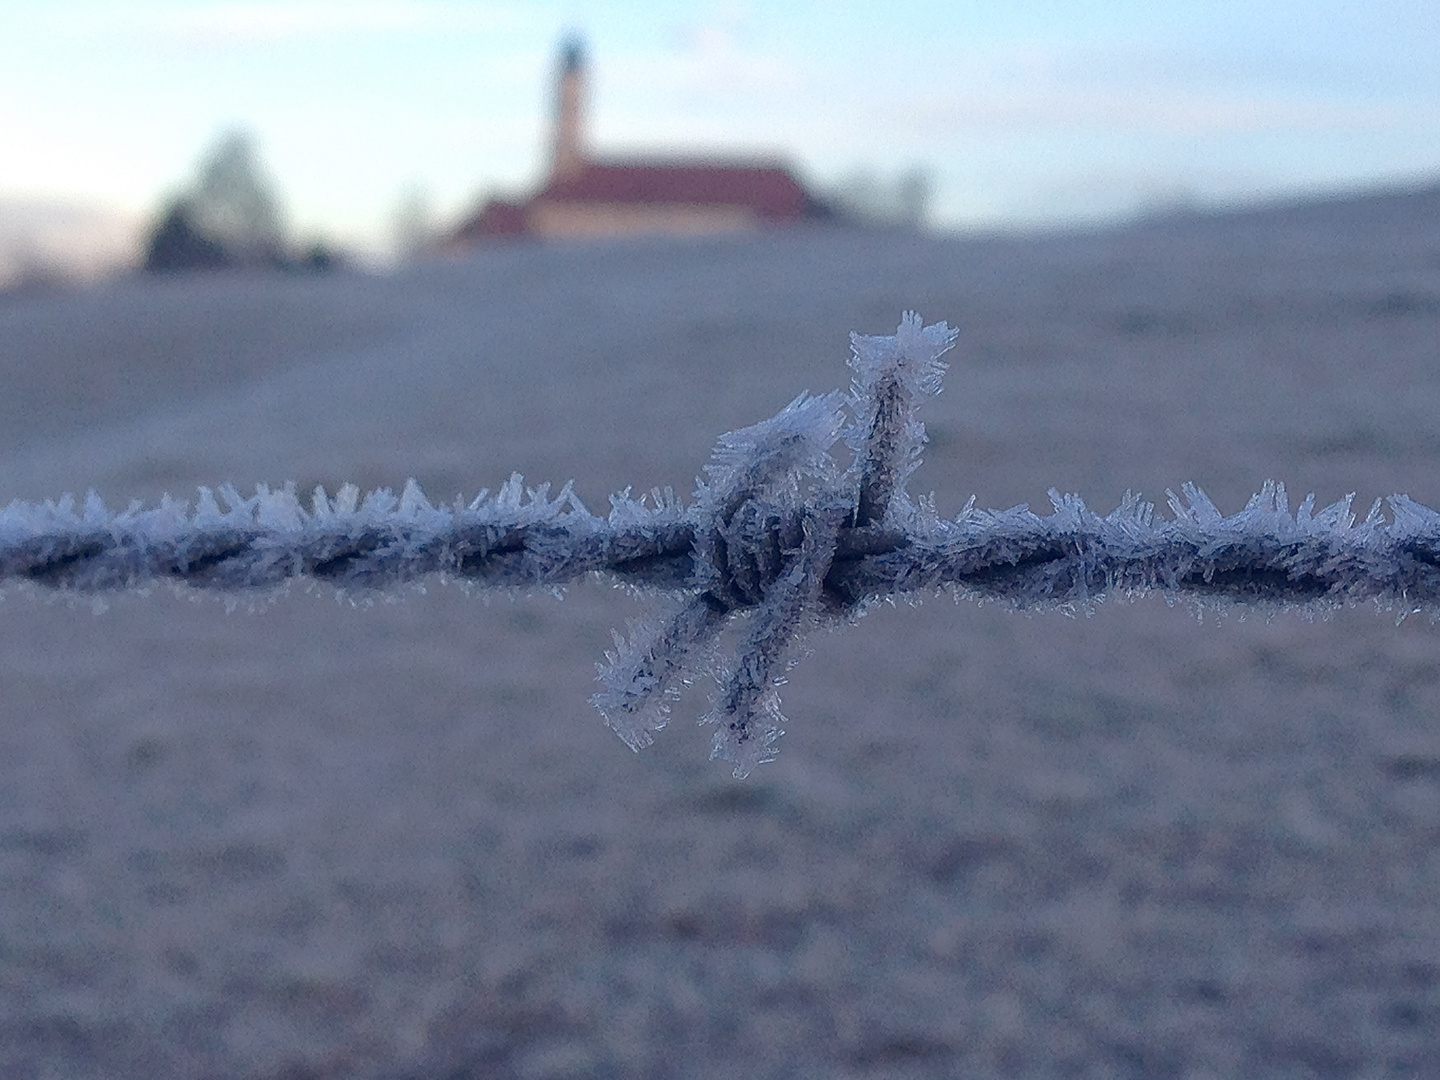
(3, 3, 1440, 1079)
(3, 0, 1440, 282)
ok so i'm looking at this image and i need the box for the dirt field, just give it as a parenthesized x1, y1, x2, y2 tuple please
(3, 189, 1440, 1078)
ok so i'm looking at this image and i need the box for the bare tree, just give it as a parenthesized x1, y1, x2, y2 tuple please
(144, 130, 288, 272)
(391, 183, 435, 263)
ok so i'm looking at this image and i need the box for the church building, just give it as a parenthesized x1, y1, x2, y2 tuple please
(451, 39, 827, 244)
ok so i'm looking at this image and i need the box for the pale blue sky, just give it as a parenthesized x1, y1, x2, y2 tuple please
(3, 0, 1437, 253)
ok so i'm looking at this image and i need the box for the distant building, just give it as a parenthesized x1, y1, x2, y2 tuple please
(451, 38, 828, 246)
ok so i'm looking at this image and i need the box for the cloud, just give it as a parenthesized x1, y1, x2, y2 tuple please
(802, 41, 1422, 145)
(603, 3, 806, 99)
(916, 87, 1409, 137)
(57, 1, 530, 47)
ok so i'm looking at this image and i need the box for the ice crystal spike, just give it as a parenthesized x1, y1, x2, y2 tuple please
(591, 598, 725, 751)
(847, 312, 958, 526)
(699, 390, 845, 510)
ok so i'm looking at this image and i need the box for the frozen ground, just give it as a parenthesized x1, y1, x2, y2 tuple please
(2, 187, 1440, 1078)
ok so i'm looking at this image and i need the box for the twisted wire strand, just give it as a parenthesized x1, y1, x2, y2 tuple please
(6, 478, 1439, 616)
(0, 478, 688, 596)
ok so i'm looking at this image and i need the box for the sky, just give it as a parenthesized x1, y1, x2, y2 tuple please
(2, 0, 1438, 256)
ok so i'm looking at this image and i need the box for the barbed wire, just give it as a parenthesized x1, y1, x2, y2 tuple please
(5, 314, 1439, 775)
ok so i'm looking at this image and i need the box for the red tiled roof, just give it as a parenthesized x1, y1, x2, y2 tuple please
(449, 198, 528, 244)
(537, 160, 812, 221)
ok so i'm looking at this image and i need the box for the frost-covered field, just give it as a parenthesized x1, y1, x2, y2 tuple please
(3, 189, 1440, 1078)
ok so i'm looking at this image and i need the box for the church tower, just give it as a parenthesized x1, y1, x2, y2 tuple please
(549, 37, 587, 182)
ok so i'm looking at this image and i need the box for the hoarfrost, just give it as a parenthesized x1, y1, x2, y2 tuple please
(6, 314, 1440, 776)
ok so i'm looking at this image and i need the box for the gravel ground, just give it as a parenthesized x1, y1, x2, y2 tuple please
(2, 188, 1440, 1078)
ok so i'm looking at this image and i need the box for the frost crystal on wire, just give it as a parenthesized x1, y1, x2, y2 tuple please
(591, 316, 956, 776)
(847, 310, 957, 526)
(594, 388, 850, 776)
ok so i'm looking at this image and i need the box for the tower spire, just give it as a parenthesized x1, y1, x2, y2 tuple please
(549, 36, 587, 182)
